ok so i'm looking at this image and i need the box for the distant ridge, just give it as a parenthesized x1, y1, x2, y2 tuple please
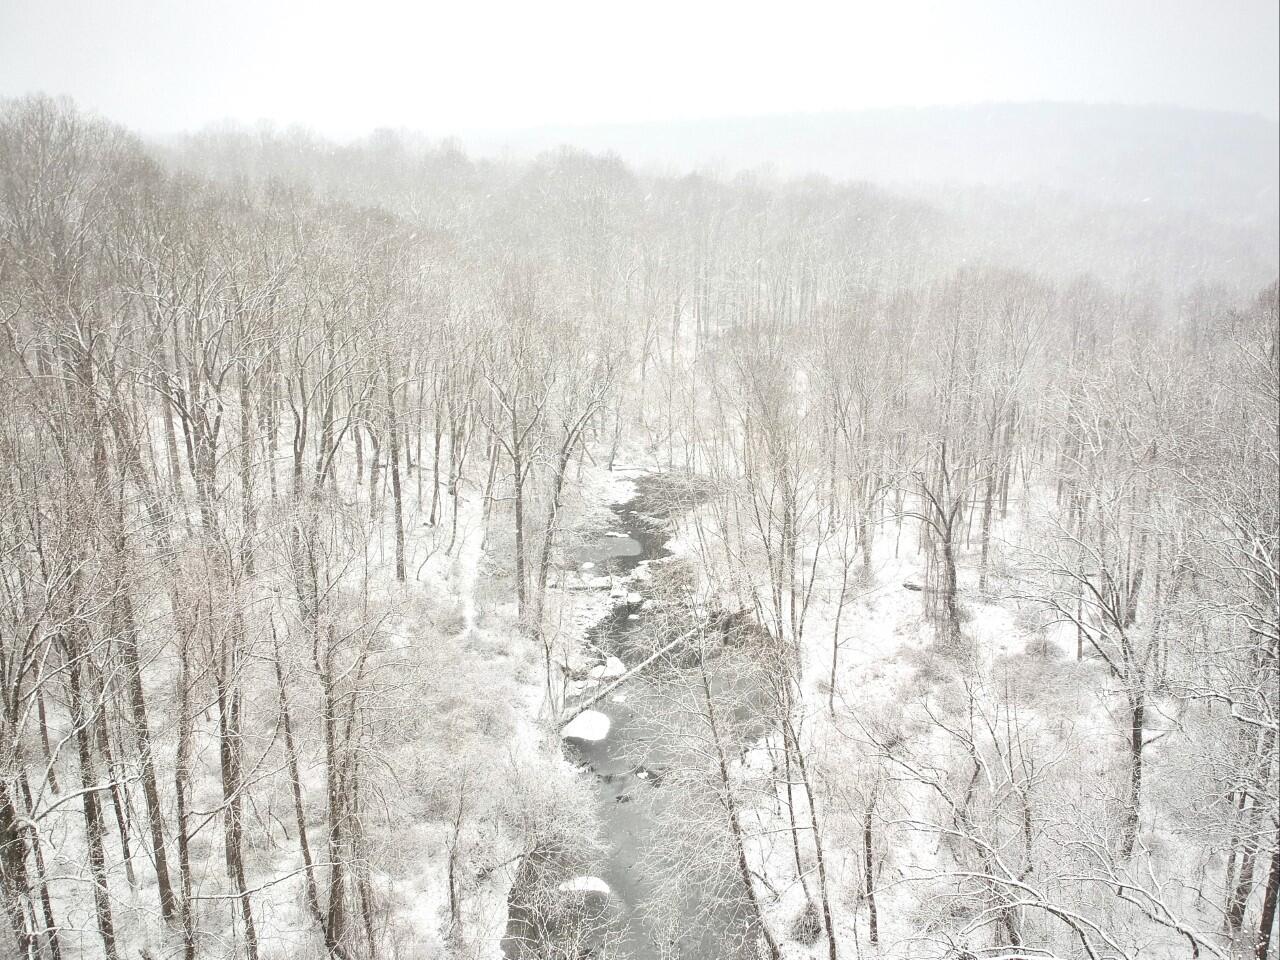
(463, 103, 1279, 215)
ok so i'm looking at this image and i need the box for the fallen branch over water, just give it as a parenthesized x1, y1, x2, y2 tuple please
(560, 629, 699, 726)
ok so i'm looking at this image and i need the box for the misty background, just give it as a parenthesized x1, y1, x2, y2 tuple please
(4, 0, 1279, 131)
(4, 0, 1276, 294)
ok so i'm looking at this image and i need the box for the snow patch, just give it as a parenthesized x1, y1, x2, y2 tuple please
(561, 710, 611, 742)
(557, 875, 611, 896)
(586, 657, 625, 681)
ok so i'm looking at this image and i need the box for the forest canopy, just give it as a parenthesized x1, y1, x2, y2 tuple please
(0, 93, 1276, 960)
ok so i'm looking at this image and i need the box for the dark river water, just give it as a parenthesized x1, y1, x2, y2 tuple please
(502, 479, 772, 959)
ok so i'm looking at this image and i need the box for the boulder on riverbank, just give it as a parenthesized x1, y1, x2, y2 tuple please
(561, 709, 611, 742)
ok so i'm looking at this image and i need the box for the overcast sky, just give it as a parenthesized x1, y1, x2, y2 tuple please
(2, 0, 1277, 138)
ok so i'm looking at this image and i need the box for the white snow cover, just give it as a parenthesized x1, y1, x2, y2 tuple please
(561, 709, 611, 741)
(557, 876, 612, 896)
(586, 657, 624, 681)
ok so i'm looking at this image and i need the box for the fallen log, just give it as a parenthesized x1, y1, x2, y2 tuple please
(560, 629, 699, 726)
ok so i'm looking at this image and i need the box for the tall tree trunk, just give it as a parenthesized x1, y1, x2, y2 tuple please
(780, 731, 811, 902)
(1121, 693, 1145, 859)
(353, 405, 364, 483)
(316, 393, 334, 491)
(978, 472, 996, 592)
(17, 775, 60, 960)
(1230, 729, 1277, 932)
(429, 411, 442, 526)
(387, 377, 406, 582)
(864, 796, 879, 945)
(175, 635, 197, 960)
(789, 723, 838, 960)
(264, 358, 279, 501)
(238, 373, 257, 575)
(67, 642, 119, 960)
(272, 624, 325, 933)
(0, 781, 35, 958)
(698, 660, 781, 960)
(94, 693, 136, 890)
(480, 433, 499, 550)
(1256, 840, 1279, 960)
(368, 425, 382, 519)
(116, 590, 178, 924)
(292, 375, 308, 500)
(533, 442, 577, 678)
(35, 691, 57, 796)
(162, 368, 186, 506)
(216, 672, 258, 960)
(319, 652, 353, 960)
(512, 440, 528, 624)
(446, 413, 467, 555)
(829, 557, 850, 714)
(940, 529, 962, 644)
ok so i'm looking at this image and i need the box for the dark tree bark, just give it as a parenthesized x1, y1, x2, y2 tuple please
(215, 650, 258, 960)
(1121, 693, 1145, 860)
(66, 637, 119, 960)
(116, 589, 178, 924)
(387, 372, 406, 582)
(272, 623, 325, 932)
(864, 800, 879, 945)
(0, 781, 35, 957)
(788, 721, 838, 960)
(1256, 840, 1279, 960)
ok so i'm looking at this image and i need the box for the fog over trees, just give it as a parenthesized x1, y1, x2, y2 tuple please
(0, 92, 1275, 960)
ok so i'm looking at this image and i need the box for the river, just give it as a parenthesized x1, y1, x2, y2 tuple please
(503, 476, 773, 960)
